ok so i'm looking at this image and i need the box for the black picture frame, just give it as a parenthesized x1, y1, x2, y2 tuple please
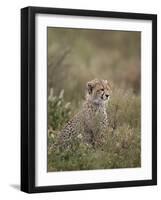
(21, 6, 157, 193)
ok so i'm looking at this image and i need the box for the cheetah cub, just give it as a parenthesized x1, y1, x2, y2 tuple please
(58, 79, 111, 149)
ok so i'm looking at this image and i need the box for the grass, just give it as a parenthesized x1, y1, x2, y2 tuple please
(47, 88, 141, 172)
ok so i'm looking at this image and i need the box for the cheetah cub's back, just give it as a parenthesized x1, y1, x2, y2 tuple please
(58, 79, 112, 149)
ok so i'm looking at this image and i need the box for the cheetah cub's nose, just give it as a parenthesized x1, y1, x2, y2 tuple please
(106, 94, 109, 98)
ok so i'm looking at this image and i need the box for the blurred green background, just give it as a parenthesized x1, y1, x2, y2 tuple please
(47, 28, 141, 171)
(47, 28, 141, 103)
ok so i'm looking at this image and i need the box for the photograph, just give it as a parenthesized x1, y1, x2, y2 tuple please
(47, 27, 141, 172)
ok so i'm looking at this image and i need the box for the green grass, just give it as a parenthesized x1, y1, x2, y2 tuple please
(47, 88, 141, 172)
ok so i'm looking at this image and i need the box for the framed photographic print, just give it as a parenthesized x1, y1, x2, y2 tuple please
(21, 6, 157, 193)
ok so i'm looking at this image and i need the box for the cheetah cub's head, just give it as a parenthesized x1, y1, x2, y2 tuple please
(86, 79, 112, 105)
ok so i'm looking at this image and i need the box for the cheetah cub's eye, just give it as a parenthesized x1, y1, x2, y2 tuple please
(100, 88, 104, 91)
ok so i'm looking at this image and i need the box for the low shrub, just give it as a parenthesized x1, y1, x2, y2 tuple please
(47, 88, 141, 171)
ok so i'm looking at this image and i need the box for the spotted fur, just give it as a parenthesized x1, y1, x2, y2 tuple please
(57, 79, 112, 149)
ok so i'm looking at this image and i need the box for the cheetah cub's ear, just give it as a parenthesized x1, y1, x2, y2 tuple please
(104, 80, 112, 91)
(87, 80, 95, 94)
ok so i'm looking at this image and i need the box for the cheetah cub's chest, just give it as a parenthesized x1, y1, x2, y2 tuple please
(83, 102, 108, 131)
